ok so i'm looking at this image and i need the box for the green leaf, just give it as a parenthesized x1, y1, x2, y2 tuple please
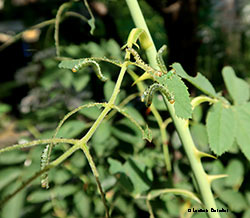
(219, 189, 247, 212)
(108, 158, 123, 174)
(53, 185, 78, 198)
(79, 105, 102, 120)
(123, 106, 145, 126)
(162, 74, 192, 119)
(59, 70, 73, 88)
(53, 169, 71, 185)
(234, 103, 250, 160)
(111, 118, 144, 146)
(27, 190, 51, 203)
(192, 105, 203, 122)
(222, 66, 250, 105)
(56, 120, 86, 138)
(73, 74, 90, 92)
(225, 159, 244, 189)
(173, 63, 217, 97)
(206, 102, 235, 155)
(59, 59, 82, 70)
(74, 191, 91, 217)
(92, 121, 111, 144)
(123, 157, 152, 194)
(2, 182, 25, 218)
(0, 150, 27, 164)
(104, 39, 122, 59)
(88, 18, 95, 35)
(0, 168, 20, 190)
(243, 209, 250, 218)
(190, 123, 209, 151)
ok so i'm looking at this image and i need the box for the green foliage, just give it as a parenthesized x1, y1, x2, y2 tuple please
(1, 1, 250, 218)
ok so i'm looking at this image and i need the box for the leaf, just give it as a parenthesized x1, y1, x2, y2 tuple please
(2, 182, 25, 218)
(222, 66, 250, 105)
(59, 59, 83, 70)
(53, 185, 78, 198)
(243, 209, 250, 218)
(234, 102, 250, 160)
(0, 151, 27, 164)
(123, 157, 152, 194)
(73, 74, 90, 92)
(190, 123, 209, 151)
(123, 106, 145, 126)
(0, 168, 20, 190)
(92, 121, 111, 144)
(88, 18, 95, 35)
(108, 158, 123, 174)
(56, 120, 86, 138)
(59, 70, 73, 88)
(162, 74, 192, 119)
(74, 191, 91, 217)
(27, 190, 51, 203)
(79, 105, 102, 120)
(225, 159, 244, 189)
(206, 102, 235, 155)
(172, 63, 217, 98)
(192, 105, 203, 122)
(111, 118, 144, 145)
(219, 189, 247, 212)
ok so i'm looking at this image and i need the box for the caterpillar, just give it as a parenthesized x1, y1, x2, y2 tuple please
(72, 59, 107, 82)
(141, 83, 175, 107)
(156, 45, 167, 74)
(40, 144, 50, 189)
(126, 47, 153, 72)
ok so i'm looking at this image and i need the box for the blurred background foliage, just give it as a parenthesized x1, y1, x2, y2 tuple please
(0, 0, 250, 218)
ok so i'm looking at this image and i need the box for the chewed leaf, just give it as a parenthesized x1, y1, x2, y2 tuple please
(172, 63, 217, 98)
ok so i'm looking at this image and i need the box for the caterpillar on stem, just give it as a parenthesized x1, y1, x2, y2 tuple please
(141, 83, 175, 107)
(72, 59, 107, 82)
(40, 144, 49, 189)
(156, 45, 168, 74)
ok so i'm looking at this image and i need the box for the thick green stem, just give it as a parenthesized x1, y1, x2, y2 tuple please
(125, 0, 219, 217)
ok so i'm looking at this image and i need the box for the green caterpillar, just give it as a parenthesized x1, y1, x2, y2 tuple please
(72, 59, 107, 82)
(40, 144, 49, 189)
(141, 83, 175, 107)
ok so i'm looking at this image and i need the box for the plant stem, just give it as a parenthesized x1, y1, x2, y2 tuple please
(125, 0, 220, 217)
